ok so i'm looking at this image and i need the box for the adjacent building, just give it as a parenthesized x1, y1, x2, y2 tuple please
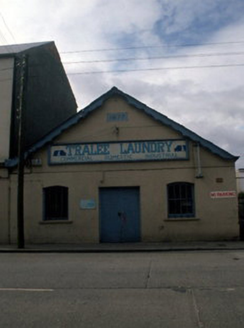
(237, 169, 244, 194)
(4, 87, 239, 244)
(0, 41, 77, 160)
(0, 41, 77, 243)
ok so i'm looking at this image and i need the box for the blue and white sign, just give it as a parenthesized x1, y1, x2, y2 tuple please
(80, 199, 96, 209)
(49, 140, 188, 165)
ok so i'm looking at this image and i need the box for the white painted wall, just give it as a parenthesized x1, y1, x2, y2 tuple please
(237, 169, 244, 193)
(0, 57, 14, 162)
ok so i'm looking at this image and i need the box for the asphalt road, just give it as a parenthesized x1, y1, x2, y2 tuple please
(0, 250, 243, 327)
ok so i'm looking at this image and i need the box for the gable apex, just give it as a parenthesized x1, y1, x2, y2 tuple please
(81, 87, 238, 162)
(5, 87, 238, 167)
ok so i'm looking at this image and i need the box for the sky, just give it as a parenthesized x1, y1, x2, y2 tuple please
(0, 0, 244, 168)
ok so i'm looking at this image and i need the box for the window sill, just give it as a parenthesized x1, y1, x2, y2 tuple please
(39, 220, 73, 224)
(164, 217, 200, 222)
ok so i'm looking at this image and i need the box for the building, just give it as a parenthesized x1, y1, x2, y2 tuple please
(4, 87, 239, 244)
(0, 41, 77, 243)
(237, 169, 244, 194)
(237, 169, 244, 240)
(0, 41, 77, 161)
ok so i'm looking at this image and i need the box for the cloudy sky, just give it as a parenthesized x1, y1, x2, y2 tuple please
(1, 0, 244, 168)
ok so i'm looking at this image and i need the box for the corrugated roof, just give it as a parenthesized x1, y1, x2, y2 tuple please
(5, 86, 239, 167)
(0, 41, 53, 56)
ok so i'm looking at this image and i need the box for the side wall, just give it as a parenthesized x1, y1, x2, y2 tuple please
(237, 169, 244, 193)
(0, 169, 10, 243)
(0, 58, 14, 161)
(10, 43, 78, 157)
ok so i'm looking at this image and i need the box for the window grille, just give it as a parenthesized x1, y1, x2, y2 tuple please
(167, 182, 194, 217)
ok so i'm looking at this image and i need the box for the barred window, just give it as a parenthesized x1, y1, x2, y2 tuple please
(167, 182, 195, 218)
(43, 186, 68, 221)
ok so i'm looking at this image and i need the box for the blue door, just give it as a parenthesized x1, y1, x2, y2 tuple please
(99, 187, 140, 243)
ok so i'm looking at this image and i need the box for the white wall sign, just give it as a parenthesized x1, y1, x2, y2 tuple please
(49, 139, 188, 165)
(80, 199, 96, 209)
(210, 191, 236, 199)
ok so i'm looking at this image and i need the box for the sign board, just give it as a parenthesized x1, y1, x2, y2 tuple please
(49, 139, 188, 165)
(210, 191, 236, 199)
(107, 112, 128, 122)
(80, 199, 96, 209)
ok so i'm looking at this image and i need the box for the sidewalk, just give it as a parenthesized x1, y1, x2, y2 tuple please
(0, 241, 244, 253)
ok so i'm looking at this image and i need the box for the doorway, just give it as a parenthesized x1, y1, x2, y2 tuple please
(99, 187, 140, 243)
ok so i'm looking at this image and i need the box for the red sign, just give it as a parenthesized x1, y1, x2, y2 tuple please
(210, 191, 236, 199)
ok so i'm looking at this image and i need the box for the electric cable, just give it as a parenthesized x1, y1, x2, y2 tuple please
(66, 63, 244, 75)
(61, 40, 244, 54)
(63, 51, 244, 64)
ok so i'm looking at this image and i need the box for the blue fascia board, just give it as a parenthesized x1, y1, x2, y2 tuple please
(5, 86, 238, 168)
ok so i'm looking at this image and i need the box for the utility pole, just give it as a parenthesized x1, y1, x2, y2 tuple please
(17, 54, 27, 249)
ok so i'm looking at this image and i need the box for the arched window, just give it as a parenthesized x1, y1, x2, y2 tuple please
(167, 182, 195, 218)
(43, 186, 68, 221)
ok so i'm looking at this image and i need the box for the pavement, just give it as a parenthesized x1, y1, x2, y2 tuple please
(0, 240, 244, 252)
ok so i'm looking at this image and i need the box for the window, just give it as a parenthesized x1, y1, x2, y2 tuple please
(43, 186, 68, 221)
(167, 182, 195, 218)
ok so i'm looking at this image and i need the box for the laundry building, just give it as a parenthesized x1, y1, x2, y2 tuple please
(3, 87, 239, 244)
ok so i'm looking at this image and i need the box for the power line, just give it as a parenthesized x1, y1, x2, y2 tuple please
(0, 12, 17, 44)
(1, 61, 243, 82)
(66, 63, 244, 75)
(0, 28, 11, 52)
(63, 51, 244, 65)
(0, 12, 19, 54)
(60, 40, 244, 54)
(1, 50, 243, 73)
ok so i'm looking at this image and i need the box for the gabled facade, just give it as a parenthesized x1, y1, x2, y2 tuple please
(3, 87, 240, 244)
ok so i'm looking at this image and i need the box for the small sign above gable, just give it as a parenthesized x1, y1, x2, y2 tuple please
(49, 139, 188, 165)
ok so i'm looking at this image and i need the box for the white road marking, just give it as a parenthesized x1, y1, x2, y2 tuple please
(0, 288, 54, 292)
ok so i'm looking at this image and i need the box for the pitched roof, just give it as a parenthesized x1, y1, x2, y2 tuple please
(5, 86, 238, 167)
(0, 41, 53, 57)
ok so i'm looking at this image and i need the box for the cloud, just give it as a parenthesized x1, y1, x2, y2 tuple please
(154, 0, 244, 45)
(0, 0, 243, 168)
